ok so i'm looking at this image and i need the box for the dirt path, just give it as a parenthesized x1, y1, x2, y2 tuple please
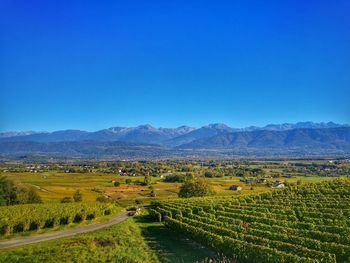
(0, 211, 130, 249)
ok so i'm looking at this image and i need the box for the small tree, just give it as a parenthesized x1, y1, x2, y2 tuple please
(0, 176, 17, 206)
(143, 176, 151, 186)
(178, 179, 215, 198)
(114, 181, 120, 187)
(73, 190, 83, 202)
(125, 179, 132, 184)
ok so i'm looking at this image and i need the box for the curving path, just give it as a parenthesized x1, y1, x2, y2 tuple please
(0, 211, 130, 249)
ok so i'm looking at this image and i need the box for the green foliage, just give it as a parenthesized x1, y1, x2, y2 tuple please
(0, 202, 120, 236)
(60, 196, 73, 203)
(125, 178, 132, 184)
(73, 190, 83, 202)
(96, 196, 109, 203)
(135, 199, 143, 205)
(0, 176, 17, 206)
(143, 176, 152, 186)
(163, 172, 194, 183)
(16, 187, 42, 204)
(113, 181, 120, 187)
(178, 179, 215, 198)
(0, 177, 41, 206)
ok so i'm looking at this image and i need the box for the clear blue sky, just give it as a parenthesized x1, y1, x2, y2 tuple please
(1, 0, 349, 132)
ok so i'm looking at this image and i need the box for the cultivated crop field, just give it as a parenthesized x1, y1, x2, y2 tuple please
(150, 178, 350, 262)
(0, 202, 120, 237)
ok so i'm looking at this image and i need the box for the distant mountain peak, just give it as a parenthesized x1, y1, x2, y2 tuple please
(136, 124, 156, 130)
(205, 123, 231, 129)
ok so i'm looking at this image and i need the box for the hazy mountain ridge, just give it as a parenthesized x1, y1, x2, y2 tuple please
(0, 125, 196, 144)
(0, 126, 349, 158)
(179, 127, 350, 150)
(1, 122, 346, 145)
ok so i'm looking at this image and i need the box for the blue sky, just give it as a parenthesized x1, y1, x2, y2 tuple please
(1, 0, 349, 132)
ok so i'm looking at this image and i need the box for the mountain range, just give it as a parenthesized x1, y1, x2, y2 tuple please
(1, 122, 349, 158)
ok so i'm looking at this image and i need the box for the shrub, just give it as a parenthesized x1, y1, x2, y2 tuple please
(73, 190, 83, 202)
(125, 179, 132, 184)
(96, 196, 109, 203)
(61, 196, 73, 203)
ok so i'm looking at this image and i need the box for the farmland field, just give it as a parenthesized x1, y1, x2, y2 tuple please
(0, 202, 121, 238)
(0, 170, 335, 206)
(150, 178, 350, 262)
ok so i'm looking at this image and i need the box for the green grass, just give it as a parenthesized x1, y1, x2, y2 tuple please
(134, 215, 216, 263)
(0, 218, 158, 263)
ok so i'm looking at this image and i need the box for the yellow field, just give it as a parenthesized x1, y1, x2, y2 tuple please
(0, 171, 334, 205)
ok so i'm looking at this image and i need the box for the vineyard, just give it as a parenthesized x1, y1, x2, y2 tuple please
(0, 202, 120, 236)
(150, 178, 350, 263)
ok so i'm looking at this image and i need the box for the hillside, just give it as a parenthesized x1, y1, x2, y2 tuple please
(179, 127, 350, 150)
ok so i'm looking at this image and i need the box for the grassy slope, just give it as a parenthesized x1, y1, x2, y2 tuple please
(135, 215, 215, 263)
(0, 218, 158, 263)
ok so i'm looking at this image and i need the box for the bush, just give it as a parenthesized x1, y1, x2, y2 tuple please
(96, 196, 109, 203)
(204, 171, 214, 178)
(61, 196, 73, 203)
(125, 179, 132, 184)
(59, 216, 70, 225)
(73, 190, 83, 202)
(73, 213, 83, 223)
(114, 181, 120, 187)
(178, 179, 215, 198)
(135, 199, 143, 205)
(150, 190, 156, 197)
